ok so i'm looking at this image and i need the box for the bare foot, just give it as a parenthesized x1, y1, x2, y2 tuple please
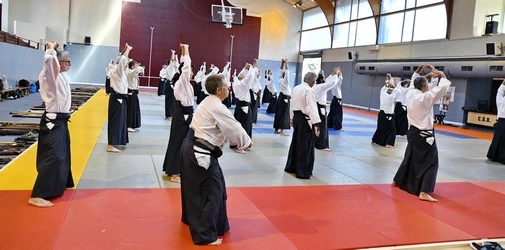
(208, 239, 223, 246)
(274, 130, 280, 134)
(28, 197, 54, 208)
(169, 175, 181, 183)
(391, 181, 398, 187)
(309, 176, 315, 179)
(419, 192, 438, 202)
(127, 128, 136, 133)
(386, 145, 394, 149)
(400, 135, 406, 139)
(106, 145, 122, 153)
(321, 148, 331, 152)
(280, 131, 290, 136)
(235, 149, 248, 154)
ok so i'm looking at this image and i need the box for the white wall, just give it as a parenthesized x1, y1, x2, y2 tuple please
(1, 0, 9, 32)
(6, 0, 121, 46)
(46, 25, 66, 45)
(13, 20, 46, 42)
(474, 0, 505, 36)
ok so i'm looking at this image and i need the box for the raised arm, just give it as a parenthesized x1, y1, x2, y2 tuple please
(214, 105, 252, 150)
(425, 71, 452, 106)
(42, 41, 61, 87)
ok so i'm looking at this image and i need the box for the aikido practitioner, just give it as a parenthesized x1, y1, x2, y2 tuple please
(158, 64, 167, 96)
(284, 72, 321, 179)
(194, 62, 206, 102)
(230, 60, 258, 153)
(372, 74, 401, 148)
(180, 73, 252, 246)
(126, 60, 145, 132)
(264, 70, 277, 114)
(487, 80, 505, 164)
(106, 43, 132, 153)
(162, 44, 194, 183)
(220, 62, 232, 108)
(327, 68, 344, 130)
(262, 70, 273, 104)
(314, 67, 341, 151)
(250, 67, 262, 125)
(165, 50, 178, 120)
(394, 79, 410, 138)
(198, 64, 220, 104)
(105, 59, 114, 95)
(392, 70, 452, 202)
(29, 41, 74, 208)
(274, 59, 292, 136)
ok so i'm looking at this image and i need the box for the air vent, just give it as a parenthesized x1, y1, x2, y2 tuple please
(490, 66, 504, 71)
(359, 66, 365, 70)
(461, 66, 473, 71)
(434, 66, 445, 71)
(368, 66, 375, 70)
(403, 66, 411, 71)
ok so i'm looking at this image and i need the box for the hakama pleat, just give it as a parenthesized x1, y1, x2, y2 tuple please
(194, 82, 202, 97)
(165, 82, 175, 118)
(266, 95, 277, 114)
(157, 78, 166, 96)
(394, 102, 409, 136)
(233, 101, 253, 138)
(372, 111, 396, 147)
(262, 87, 273, 104)
(273, 93, 290, 130)
(284, 111, 315, 179)
(315, 103, 329, 149)
(105, 77, 112, 94)
(327, 97, 343, 130)
(127, 89, 141, 129)
(250, 90, 259, 124)
(163, 101, 193, 175)
(108, 92, 129, 146)
(487, 118, 505, 164)
(393, 126, 439, 195)
(31, 112, 74, 199)
(181, 130, 229, 245)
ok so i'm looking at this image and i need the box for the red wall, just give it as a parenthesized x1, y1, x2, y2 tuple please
(120, 0, 261, 87)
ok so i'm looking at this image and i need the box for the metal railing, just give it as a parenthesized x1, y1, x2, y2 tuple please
(0, 32, 41, 50)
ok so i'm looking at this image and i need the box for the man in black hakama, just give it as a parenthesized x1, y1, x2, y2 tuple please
(372, 74, 401, 148)
(165, 52, 178, 120)
(487, 81, 505, 164)
(274, 59, 292, 136)
(158, 64, 167, 96)
(314, 68, 340, 151)
(181, 74, 252, 246)
(126, 60, 144, 132)
(29, 41, 74, 208)
(284, 72, 321, 179)
(327, 70, 344, 131)
(105, 59, 113, 95)
(394, 80, 410, 137)
(392, 70, 452, 202)
(106, 43, 132, 153)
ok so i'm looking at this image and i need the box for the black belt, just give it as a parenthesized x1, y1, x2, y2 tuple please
(280, 93, 291, 99)
(128, 89, 139, 94)
(112, 92, 128, 99)
(42, 111, 70, 122)
(194, 136, 223, 158)
(238, 100, 250, 106)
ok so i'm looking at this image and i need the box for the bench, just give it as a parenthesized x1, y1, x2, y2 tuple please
(0, 87, 29, 102)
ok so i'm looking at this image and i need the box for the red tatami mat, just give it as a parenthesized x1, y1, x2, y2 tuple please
(2, 184, 505, 250)
(0, 190, 75, 250)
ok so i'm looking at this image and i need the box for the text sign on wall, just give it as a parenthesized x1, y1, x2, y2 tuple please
(467, 112, 497, 128)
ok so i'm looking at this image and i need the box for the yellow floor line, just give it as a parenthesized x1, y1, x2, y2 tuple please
(0, 89, 109, 190)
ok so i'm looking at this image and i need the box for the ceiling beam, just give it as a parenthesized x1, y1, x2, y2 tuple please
(314, 0, 335, 26)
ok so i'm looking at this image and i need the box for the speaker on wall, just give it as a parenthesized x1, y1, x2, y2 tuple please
(485, 21, 499, 35)
(84, 36, 91, 45)
(348, 51, 357, 60)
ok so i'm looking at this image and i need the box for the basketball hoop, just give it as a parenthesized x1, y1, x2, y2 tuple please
(224, 12, 234, 28)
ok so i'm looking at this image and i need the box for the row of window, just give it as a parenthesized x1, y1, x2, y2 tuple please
(300, 0, 447, 51)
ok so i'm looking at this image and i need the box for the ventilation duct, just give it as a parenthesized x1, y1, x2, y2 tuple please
(355, 59, 505, 78)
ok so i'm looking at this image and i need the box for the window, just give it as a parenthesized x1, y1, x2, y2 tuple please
(332, 0, 376, 48)
(378, 0, 447, 44)
(300, 27, 332, 51)
(302, 7, 328, 30)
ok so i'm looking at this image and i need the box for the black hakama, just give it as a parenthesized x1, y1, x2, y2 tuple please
(105, 77, 112, 94)
(127, 89, 141, 129)
(266, 94, 277, 114)
(233, 101, 253, 138)
(250, 90, 259, 124)
(274, 93, 291, 130)
(157, 78, 166, 96)
(262, 87, 273, 104)
(222, 94, 231, 108)
(327, 97, 343, 130)
(163, 101, 194, 175)
(285, 111, 316, 179)
(487, 118, 505, 164)
(394, 102, 409, 136)
(108, 92, 129, 146)
(194, 82, 202, 97)
(165, 82, 175, 118)
(31, 112, 74, 199)
(315, 103, 329, 149)
(197, 91, 208, 105)
(393, 126, 439, 195)
(372, 111, 397, 146)
(180, 130, 229, 245)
